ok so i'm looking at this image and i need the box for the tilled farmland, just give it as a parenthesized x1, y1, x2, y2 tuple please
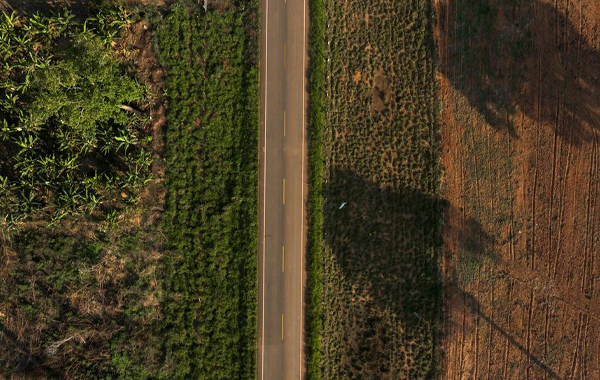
(436, 0, 600, 378)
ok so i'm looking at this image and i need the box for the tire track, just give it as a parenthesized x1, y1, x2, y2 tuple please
(530, 0, 543, 271)
(525, 287, 534, 380)
(543, 296, 551, 380)
(501, 279, 514, 379)
(568, 311, 584, 380)
(486, 284, 495, 380)
(582, 312, 589, 380)
(458, 290, 467, 380)
(474, 268, 481, 380)
(586, 125, 598, 297)
(547, 94, 560, 277)
(581, 123, 597, 297)
(552, 1, 580, 280)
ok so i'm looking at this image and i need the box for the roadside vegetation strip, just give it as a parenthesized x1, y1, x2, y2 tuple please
(153, 1, 259, 379)
(305, 0, 326, 376)
(309, 0, 442, 378)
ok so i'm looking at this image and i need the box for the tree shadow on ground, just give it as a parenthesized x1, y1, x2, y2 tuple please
(321, 168, 562, 378)
(322, 168, 442, 378)
(322, 168, 466, 378)
(438, 0, 600, 146)
(446, 288, 564, 380)
(444, 206, 499, 287)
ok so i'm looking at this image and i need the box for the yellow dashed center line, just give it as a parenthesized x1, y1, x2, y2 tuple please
(282, 178, 285, 204)
(283, 44, 286, 69)
(282, 246, 285, 272)
(281, 314, 284, 341)
(283, 110, 286, 137)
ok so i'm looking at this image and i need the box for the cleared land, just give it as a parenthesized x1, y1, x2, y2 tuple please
(436, 0, 600, 378)
(307, 0, 442, 378)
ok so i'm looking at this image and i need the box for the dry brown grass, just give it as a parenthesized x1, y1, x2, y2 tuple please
(314, 0, 442, 378)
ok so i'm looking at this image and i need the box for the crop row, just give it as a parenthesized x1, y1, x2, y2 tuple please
(153, 1, 259, 379)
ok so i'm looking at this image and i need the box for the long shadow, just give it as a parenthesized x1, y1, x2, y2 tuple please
(322, 168, 444, 378)
(438, 0, 600, 145)
(442, 205, 562, 379)
(322, 168, 561, 378)
(453, 288, 564, 380)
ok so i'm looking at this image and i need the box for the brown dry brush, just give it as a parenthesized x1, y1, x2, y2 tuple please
(308, 0, 443, 378)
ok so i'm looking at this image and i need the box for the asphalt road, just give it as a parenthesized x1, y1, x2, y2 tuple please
(257, 0, 307, 377)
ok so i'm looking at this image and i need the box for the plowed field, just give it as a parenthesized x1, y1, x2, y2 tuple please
(436, 0, 600, 378)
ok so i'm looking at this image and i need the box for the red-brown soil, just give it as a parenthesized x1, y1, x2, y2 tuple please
(436, 0, 600, 378)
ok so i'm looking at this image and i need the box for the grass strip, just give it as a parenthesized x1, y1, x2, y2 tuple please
(305, 0, 326, 376)
(153, 1, 259, 379)
(309, 0, 443, 378)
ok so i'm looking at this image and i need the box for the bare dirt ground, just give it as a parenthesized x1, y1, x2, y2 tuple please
(436, 0, 600, 378)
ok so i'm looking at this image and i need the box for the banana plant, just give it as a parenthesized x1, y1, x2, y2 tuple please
(14, 133, 38, 151)
(0, 175, 12, 195)
(3, 12, 18, 29)
(58, 185, 83, 211)
(0, 118, 10, 141)
(114, 132, 138, 154)
(36, 154, 58, 185)
(82, 188, 102, 213)
(60, 153, 79, 172)
(18, 189, 40, 214)
(14, 156, 36, 179)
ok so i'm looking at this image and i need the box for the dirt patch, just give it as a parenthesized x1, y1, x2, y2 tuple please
(436, 0, 600, 378)
(370, 70, 392, 113)
(116, 20, 168, 224)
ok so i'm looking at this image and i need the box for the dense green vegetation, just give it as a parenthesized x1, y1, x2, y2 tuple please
(0, 9, 151, 233)
(306, 0, 325, 376)
(307, 0, 442, 378)
(153, 1, 259, 379)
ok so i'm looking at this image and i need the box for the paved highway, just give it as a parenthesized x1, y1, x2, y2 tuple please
(257, 0, 307, 377)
